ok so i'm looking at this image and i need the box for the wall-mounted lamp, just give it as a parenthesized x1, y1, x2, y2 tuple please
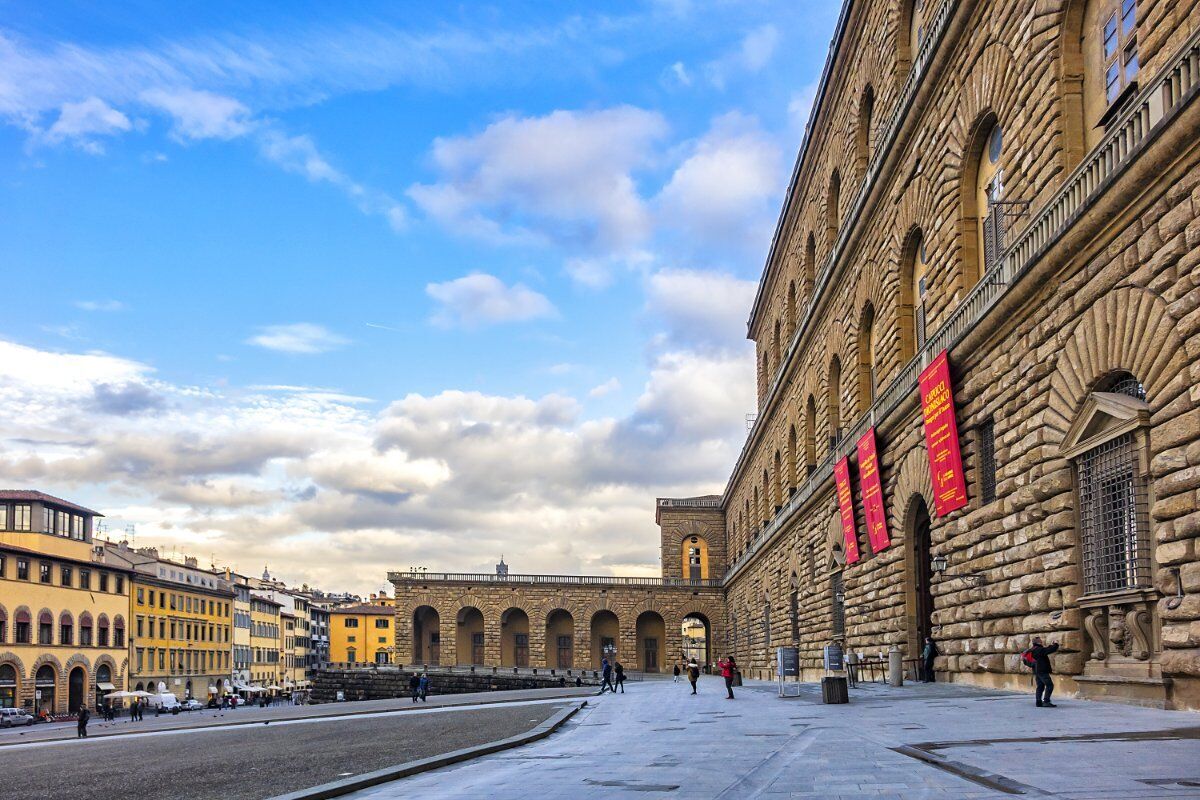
(1167, 567, 1185, 610)
(834, 589, 846, 605)
(931, 555, 985, 587)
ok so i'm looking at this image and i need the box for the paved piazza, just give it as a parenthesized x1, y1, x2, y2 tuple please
(350, 678, 1200, 800)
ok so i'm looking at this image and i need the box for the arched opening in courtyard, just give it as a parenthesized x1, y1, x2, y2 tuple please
(412, 606, 440, 665)
(546, 609, 574, 669)
(681, 613, 710, 669)
(456, 606, 484, 665)
(590, 610, 619, 668)
(500, 608, 530, 667)
(635, 611, 666, 673)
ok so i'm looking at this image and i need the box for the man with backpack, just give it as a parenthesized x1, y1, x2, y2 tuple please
(1023, 637, 1060, 707)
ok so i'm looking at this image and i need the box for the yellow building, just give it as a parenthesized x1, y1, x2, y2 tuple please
(329, 605, 393, 665)
(0, 490, 130, 714)
(249, 592, 281, 686)
(104, 543, 233, 701)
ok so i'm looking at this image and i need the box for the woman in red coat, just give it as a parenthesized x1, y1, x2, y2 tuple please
(717, 656, 737, 699)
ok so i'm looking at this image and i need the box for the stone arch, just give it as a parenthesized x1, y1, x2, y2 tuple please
(855, 83, 876, 180)
(64, 652, 92, 673)
(889, 446, 936, 535)
(1057, 0, 1090, 169)
(30, 652, 64, 681)
(1046, 287, 1191, 439)
(91, 653, 118, 680)
(0, 652, 28, 678)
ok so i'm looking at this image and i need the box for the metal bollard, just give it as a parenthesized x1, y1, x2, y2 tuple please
(888, 645, 903, 687)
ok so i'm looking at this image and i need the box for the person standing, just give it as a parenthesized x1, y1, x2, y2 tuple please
(614, 662, 626, 694)
(408, 673, 421, 703)
(418, 672, 430, 702)
(686, 660, 700, 695)
(1026, 637, 1060, 707)
(76, 706, 90, 738)
(922, 636, 939, 683)
(672, 663, 681, 683)
(717, 656, 736, 699)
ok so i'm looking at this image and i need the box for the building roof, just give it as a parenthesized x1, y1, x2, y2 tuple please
(0, 490, 102, 517)
(329, 604, 393, 616)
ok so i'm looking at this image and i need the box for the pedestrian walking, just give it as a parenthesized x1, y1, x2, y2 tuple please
(409, 673, 421, 703)
(614, 661, 626, 693)
(418, 673, 430, 702)
(598, 658, 615, 694)
(922, 636, 939, 683)
(717, 656, 737, 699)
(687, 659, 700, 694)
(1023, 637, 1061, 707)
(76, 706, 90, 738)
(673, 663, 681, 683)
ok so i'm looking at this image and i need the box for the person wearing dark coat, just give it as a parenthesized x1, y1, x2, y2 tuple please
(922, 636, 939, 682)
(614, 662, 626, 693)
(76, 706, 90, 738)
(686, 660, 700, 694)
(598, 658, 615, 694)
(408, 673, 421, 703)
(1028, 637, 1061, 707)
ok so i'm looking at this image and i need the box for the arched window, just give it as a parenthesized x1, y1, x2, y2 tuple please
(14, 610, 30, 644)
(763, 468, 773, 518)
(59, 612, 73, 646)
(805, 232, 817, 291)
(899, 229, 929, 360)
(826, 170, 841, 252)
(963, 117, 1004, 285)
(0, 607, 6, 644)
(1081, 0, 1139, 153)
(787, 425, 798, 493)
(786, 281, 797, 337)
(80, 612, 93, 647)
(804, 395, 818, 473)
(856, 85, 875, 177)
(98, 614, 110, 647)
(38, 611, 53, 645)
(760, 350, 770, 401)
(789, 573, 800, 641)
(753, 485, 761, 527)
(828, 356, 843, 444)
(773, 450, 783, 511)
(114, 616, 126, 648)
(772, 319, 782, 376)
(857, 304, 877, 413)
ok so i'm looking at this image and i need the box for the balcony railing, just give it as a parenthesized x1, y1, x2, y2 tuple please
(735, 0, 958, 493)
(723, 25, 1200, 584)
(656, 497, 721, 509)
(389, 571, 722, 589)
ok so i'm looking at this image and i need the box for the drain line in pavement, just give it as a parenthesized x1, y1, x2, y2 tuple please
(891, 744, 1049, 796)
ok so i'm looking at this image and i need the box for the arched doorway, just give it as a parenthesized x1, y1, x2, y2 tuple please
(635, 612, 666, 672)
(185, 679, 193, 700)
(95, 664, 112, 710)
(546, 610, 574, 669)
(0, 663, 17, 708)
(590, 610, 619, 668)
(500, 608, 530, 667)
(905, 496, 935, 658)
(412, 606, 441, 665)
(36, 665, 57, 714)
(456, 607, 484, 665)
(681, 614, 710, 668)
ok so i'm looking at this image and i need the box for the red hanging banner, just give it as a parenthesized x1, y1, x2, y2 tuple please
(918, 349, 969, 516)
(833, 456, 861, 565)
(856, 427, 891, 553)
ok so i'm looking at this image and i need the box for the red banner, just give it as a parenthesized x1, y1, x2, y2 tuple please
(833, 457, 860, 565)
(919, 350, 969, 516)
(856, 428, 891, 553)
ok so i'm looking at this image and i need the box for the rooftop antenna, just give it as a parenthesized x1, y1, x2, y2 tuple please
(125, 524, 136, 546)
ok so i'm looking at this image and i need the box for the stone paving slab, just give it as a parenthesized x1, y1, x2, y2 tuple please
(344, 677, 1200, 799)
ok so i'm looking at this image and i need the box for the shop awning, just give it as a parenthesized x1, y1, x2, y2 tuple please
(97, 682, 117, 691)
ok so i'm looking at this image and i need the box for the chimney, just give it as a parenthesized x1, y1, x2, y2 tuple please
(184, 556, 198, 568)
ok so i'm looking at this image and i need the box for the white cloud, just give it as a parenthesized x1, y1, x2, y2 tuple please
(75, 299, 126, 312)
(408, 107, 667, 253)
(645, 268, 757, 350)
(705, 24, 780, 89)
(657, 112, 783, 253)
(589, 377, 621, 398)
(140, 88, 252, 141)
(43, 97, 132, 153)
(246, 323, 349, 354)
(788, 81, 820, 138)
(426, 273, 557, 328)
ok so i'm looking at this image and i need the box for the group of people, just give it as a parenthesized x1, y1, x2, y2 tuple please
(408, 672, 431, 702)
(597, 658, 627, 693)
(669, 656, 739, 698)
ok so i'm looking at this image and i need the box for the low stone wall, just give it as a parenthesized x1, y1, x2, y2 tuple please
(310, 667, 593, 703)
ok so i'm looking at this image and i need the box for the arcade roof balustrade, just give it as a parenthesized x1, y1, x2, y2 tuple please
(389, 570, 722, 589)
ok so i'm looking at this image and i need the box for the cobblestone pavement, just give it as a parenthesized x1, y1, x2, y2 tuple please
(0, 698, 574, 800)
(0, 685, 594, 745)
(347, 676, 1200, 799)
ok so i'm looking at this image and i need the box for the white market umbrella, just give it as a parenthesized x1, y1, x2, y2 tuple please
(104, 691, 135, 699)
(131, 690, 156, 698)
(265, 685, 283, 691)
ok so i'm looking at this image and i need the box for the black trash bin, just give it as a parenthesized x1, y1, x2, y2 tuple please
(821, 676, 849, 704)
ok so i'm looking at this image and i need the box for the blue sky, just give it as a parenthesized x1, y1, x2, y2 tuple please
(0, 0, 837, 592)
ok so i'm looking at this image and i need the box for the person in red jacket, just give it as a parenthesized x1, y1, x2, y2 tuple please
(717, 656, 737, 699)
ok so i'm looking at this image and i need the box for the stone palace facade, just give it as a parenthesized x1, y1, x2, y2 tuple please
(392, 0, 1200, 709)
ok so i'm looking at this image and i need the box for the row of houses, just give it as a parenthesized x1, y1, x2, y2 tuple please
(0, 490, 388, 715)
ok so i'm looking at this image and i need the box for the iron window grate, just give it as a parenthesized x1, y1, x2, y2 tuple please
(1078, 432, 1150, 595)
(831, 573, 845, 637)
(979, 418, 997, 504)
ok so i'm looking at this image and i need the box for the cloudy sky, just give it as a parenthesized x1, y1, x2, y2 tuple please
(0, 0, 836, 594)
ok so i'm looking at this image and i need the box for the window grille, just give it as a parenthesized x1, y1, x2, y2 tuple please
(979, 418, 997, 504)
(831, 573, 845, 637)
(1107, 373, 1146, 400)
(1078, 432, 1150, 594)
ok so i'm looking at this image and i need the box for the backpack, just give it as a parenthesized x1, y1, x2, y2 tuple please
(1021, 649, 1036, 669)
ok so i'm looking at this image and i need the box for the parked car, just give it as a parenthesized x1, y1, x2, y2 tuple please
(148, 693, 182, 714)
(0, 708, 35, 727)
(181, 698, 204, 711)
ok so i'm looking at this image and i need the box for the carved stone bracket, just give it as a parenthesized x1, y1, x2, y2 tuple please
(1127, 607, 1152, 661)
(1083, 608, 1108, 660)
